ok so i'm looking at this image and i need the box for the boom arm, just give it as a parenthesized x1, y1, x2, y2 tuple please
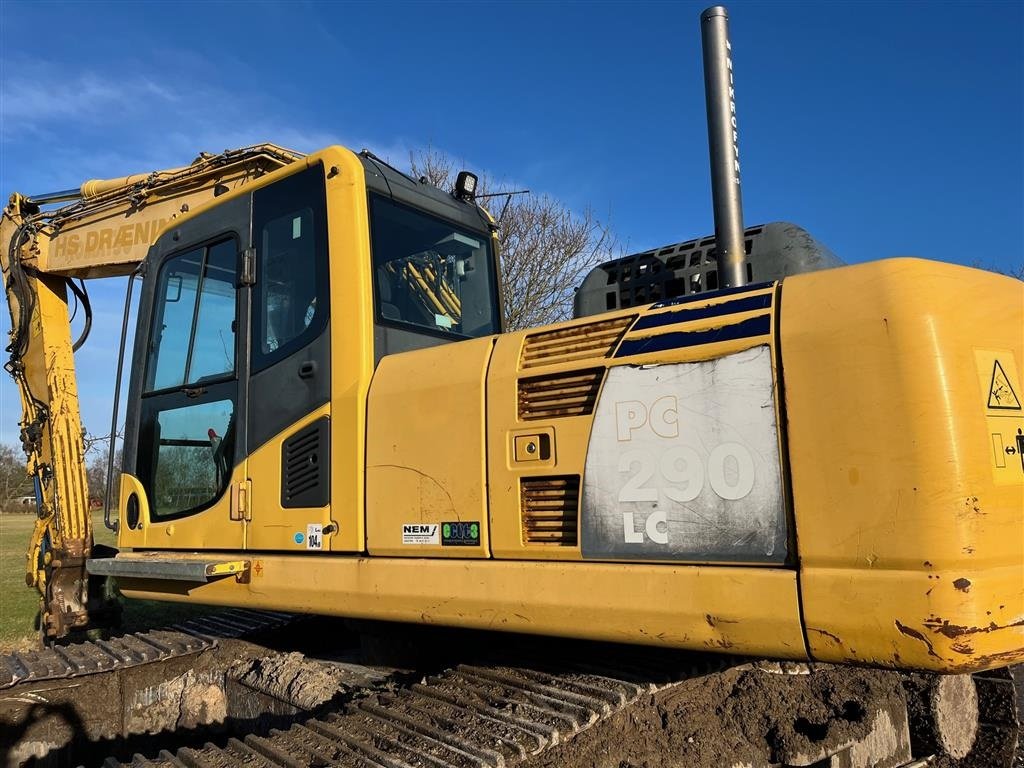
(0, 144, 301, 639)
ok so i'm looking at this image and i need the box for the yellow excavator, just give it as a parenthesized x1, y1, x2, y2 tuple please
(2, 6, 1021, 766)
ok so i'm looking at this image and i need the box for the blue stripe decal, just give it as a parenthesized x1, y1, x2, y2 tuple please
(649, 280, 775, 310)
(614, 314, 771, 358)
(632, 293, 772, 332)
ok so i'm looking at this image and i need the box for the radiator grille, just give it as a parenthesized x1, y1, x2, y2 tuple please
(518, 368, 603, 421)
(521, 475, 580, 545)
(282, 417, 329, 508)
(520, 316, 634, 369)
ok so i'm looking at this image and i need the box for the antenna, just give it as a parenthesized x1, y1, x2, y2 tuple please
(701, 6, 747, 288)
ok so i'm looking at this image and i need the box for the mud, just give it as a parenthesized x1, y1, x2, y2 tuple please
(230, 652, 351, 709)
(1, 639, 263, 767)
(531, 664, 907, 768)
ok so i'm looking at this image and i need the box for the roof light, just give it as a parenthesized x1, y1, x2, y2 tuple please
(454, 171, 478, 201)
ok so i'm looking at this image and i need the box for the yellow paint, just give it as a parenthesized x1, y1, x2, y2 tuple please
(486, 287, 782, 563)
(30, 138, 1014, 674)
(782, 259, 1024, 672)
(245, 404, 333, 551)
(321, 146, 375, 554)
(118, 467, 245, 551)
(116, 552, 807, 658)
(366, 337, 494, 557)
(206, 560, 250, 577)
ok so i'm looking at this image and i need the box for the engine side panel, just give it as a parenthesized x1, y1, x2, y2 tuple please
(365, 336, 494, 557)
(486, 281, 790, 565)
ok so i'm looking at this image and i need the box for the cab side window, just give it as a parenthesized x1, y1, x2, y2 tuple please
(251, 168, 329, 373)
(259, 208, 317, 356)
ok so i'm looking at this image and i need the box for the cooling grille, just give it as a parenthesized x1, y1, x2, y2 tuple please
(282, 417, 329, 508)
(518, 368, 604, 421)
(521, 475, 580, 545)
(520, 316, 634, 369)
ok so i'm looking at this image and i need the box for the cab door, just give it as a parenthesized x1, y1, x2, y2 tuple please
(128, 194, 251, 551)
(242, 164, 334, 551)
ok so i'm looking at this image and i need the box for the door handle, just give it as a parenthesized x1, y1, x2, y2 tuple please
(298, 361, 316, 379)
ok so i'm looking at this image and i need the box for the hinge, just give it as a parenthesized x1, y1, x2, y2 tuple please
(229, 479, 252, 522)
(240, 247, 256, 286)
(242, 478, 252, 522)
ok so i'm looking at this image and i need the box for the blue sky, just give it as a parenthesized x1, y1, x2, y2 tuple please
(1, 0, 1022, 449)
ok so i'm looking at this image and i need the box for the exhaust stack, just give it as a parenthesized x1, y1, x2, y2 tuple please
(701, 5, 747, 288)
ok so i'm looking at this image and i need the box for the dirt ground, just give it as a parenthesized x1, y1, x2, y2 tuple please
(533, 664, 906, 768)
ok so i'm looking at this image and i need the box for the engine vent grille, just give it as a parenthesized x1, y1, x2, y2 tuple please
(282, 417, 329, 508)
(521, 475, 580, 545)
(518, 368, 604, 421)
(520, 316, 634, 369)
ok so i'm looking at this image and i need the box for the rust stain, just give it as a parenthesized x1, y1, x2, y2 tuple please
(951, 640, 975, 655)
(807, 627, 843, 645)
(973, 648, 1024, 668)
(959, 495, 984, 518)
(702, 637, 734, 650)
(895, 620, 942, 660)
(952, 578, 972, 592)
(922, 615, 1024, 639)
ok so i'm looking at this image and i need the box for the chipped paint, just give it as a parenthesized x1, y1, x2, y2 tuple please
(894, 620, 941, 660)
(922, 616, 1024, 639)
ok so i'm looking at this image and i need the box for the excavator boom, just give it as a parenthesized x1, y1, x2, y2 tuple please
(0, 144, 301, 639)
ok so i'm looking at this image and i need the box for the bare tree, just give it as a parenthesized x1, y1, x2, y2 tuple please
(85, 445, 122, 507)
(0, 444, 31, 504)
(82, 430, 123, 507)
(409, 148, 619, 330)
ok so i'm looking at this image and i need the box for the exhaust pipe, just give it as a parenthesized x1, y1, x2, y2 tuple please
(701, 5, 747, 288)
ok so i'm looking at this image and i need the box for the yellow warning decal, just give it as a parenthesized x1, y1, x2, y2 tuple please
(988, 360, 1022, 410)
(976, 349, 1024, 485)
(975, 349, 1022, 415)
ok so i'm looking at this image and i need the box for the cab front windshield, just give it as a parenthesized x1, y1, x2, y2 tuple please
(370, 194, 499, 338)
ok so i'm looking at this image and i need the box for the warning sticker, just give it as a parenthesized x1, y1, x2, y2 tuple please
(988, 360, 1022, 410)
(976, 350, 1023, 415)
(402, 524, 439, 545)
(976, 349, 1024, 485)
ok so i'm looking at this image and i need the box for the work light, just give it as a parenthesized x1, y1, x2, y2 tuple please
(454, 171, 478, 201)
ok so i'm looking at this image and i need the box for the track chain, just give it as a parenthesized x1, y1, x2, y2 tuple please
(110, 652, 721, 768)
(0, 609, 293, 690)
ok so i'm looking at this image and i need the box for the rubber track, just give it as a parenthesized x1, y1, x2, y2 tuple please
(0, 608, 293, 690)
(110, 653, 724, 768)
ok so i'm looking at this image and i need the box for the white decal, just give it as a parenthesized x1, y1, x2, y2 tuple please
(306, 524, 323, 551)
(582, 344, 785, 561)
(402, 523, 439, 545)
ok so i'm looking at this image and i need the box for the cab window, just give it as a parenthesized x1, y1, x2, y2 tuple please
(370, 195, 499, 339)
(145, 239, 237, 392)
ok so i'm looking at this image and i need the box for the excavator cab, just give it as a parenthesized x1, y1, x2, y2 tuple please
(114, 150, 503, 558)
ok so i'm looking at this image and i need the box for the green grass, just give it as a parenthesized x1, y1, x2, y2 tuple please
(0, 510, 212, 651)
